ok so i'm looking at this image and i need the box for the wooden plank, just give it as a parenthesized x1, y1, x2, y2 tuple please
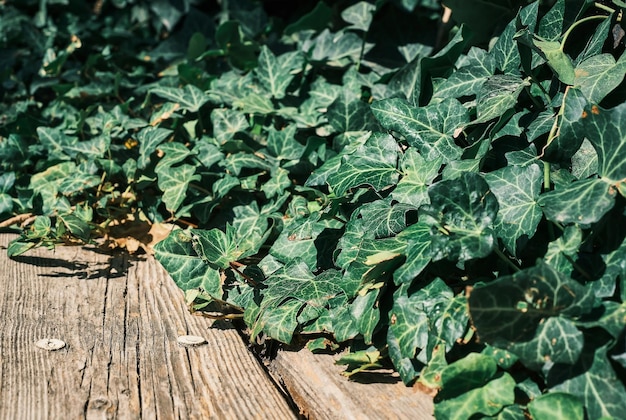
(0, 234, 296, 419)
(269, 349, 435, 420)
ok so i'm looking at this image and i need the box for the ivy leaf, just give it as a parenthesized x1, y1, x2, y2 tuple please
(265, 125, 304, 161)
(490, 2, 539, 74)
(543, 87, 587, 162)
(394, 222, 432, 284)
(341, 1, 376, 31)
(137, 126, 172, 170)
(389, 284, 430, 360)
(255, 261, 346, 343)
(571, 139, 598, 180)
(357, 198, 414, 239)
(391, 148, 442, 207)
(549, 345, 626, 420)
(582, 101, 626, 186)
(435, 353, 516, 418)
(515, 31, 576, 84)
(255, 299, 301, 344)
(58, 213, 91, 242)
(37, 127, 109, 160)
(150, 84, 210, 113)
(386, 327, 420, 385)
(507, 316, 584, 371)
(528, 392, 584, 420)
(574, 53, 626, 103)
(191, 224, 263, 269)
(265, 260, 345, 306)
(270, 215, 344, 271)
(326, 132, 399, 196)
(154, 230, 223, 299)
(255, 47, 303, 99)
(327, 95, 380, 133)
(235, 93, 275, 114)
(29, 162, 76, 214)
(371, 98, 468, 163)
(484, 164, 543, 255)
(350, 289, 380, 344)
(468, 261, 596, 346)
(474, 74, 530, 124)
(544, 225, 582, 275)
(211, 108, 249, 144)
(309, 29, 367, 63)
(156, 143, 193, 169)
(432, 47, 496, 100)
(538, 178, 616, 225)
(156, 164, 200, 213)
(422, 172, 498, 262)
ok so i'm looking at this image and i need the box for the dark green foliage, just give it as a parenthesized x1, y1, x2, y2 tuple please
(2, 0, 626, 418)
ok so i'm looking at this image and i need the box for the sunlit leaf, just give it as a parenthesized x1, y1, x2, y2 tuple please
(485, 164, 543, 255)
(371, 98, 468, 163)
(150, 84, 210, 113)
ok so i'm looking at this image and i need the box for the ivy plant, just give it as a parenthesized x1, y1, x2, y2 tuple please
(2, 0, 626, 418)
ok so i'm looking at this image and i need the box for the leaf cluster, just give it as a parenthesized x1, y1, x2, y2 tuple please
(2, 0, 626, 418)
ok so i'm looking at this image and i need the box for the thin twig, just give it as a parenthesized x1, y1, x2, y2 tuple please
(0, 213, 34, 228)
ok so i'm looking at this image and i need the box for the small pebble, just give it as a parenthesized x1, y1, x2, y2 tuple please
(177, 335, 207, 347)
(35, 338, 66, 351)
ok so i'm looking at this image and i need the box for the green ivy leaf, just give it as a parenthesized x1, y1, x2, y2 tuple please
(37, 127, 109, 160)
(432, 47, 495, 100)
(137, 126, 172, 170)
(156, 164, 200, 213)
(474, 74, 530, 124)
(58, 213, 91, 242)
(391, 148, 442, 207)
(154, 230, 223, 299)
(341, 1, 376, 31)
(350, 289, 380, 344)
(390, 284, 429, 360)
(327, 132, 399, 196)
(394, 222, 432, 284)
(468, 261, 596, 346)
(538, 178, 616, 225)
(211, 108, 249, 144)
(309, 29, 367, 64)
(327, 95, 379, 133)
(255, 47, 302, 99)
(574, 53, 626, 103)
(549, 345, 626, 420)
(150, 84, 210, 113)
(507, 316, 583, 371)
(485, 164, 543, 255)
(422, 172, 498, 262)
(528, 392, 584, 420)
(490, 2, 539, 74)
(357, 198, 414, 239)
(371, 98, 468, 163)
(583, 101, 626, 186)
(265, 125, 304, 161)
(543, 87, 587, 162)
(435, 353, 516, 418)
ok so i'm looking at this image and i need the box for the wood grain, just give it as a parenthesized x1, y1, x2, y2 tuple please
(0, 234, 296, 419)
(269, 349, 435, 420)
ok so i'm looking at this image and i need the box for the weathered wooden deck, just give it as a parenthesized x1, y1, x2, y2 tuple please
(0, 233, 434, 419)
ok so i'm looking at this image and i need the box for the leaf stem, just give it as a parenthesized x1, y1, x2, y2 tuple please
(594, 2, 616, 14)
(561, 15, 608, 50)
(493, 246, 520, 272)
(543, 160, 551, 191)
